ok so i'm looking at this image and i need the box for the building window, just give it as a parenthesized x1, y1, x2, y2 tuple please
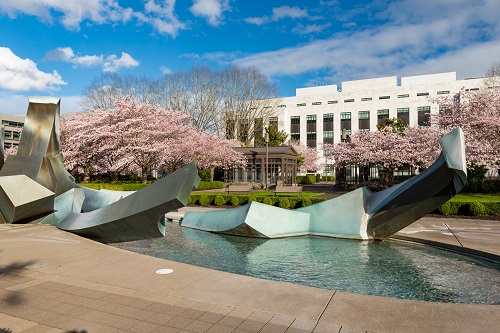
(312, 102, 322, 106)
(306, 115, 317, 148)
(269, 117, 278, 131)
(437, 91, 449, 95)
(340, 112, 351, 139)
(344, 99, 354, 103)
(323, 113, 333, 144)
(466, 88, 479, 91)
(297, 103, 306, 107)
(361, 97, 372, 101)
(417, 106, 431, 127)
(358, 111, 370, 131)
(397, 107, 409, 125)
(254, 118, 263, 139)
(377, 109, 389, 126)
(277, 104, 286, 107)
(379, 96, 390, 100)
(417, 92, 429, 96)
(290, 116, 300, 140)
(2, 120, 24, 127)
(327, 100, 338, 104)
(397, 94, 409, 98)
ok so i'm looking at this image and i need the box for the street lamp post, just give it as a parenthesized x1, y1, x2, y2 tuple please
(265, 132, 269, 190)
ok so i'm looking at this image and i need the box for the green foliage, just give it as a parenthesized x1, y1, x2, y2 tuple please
(278, 198, 291, 209)
(482, 180, 500, 194)
(468, 202, 486, 216)
(198, 168, 211, 181)
(79, 182, 148, 191)
(214, 195, 226, 206)
(254, 126, 289, 147)
(321, 175, 335, 181)
(230, 196, 240, 206)
(187, 195, 195, 205)
(198, 195, 211, 206)
(195, 181, 224, 190)
(247, 195, 257, 203)
(315, 174, 321, 182)
(301, 198, 312, 207)
(262, 197, 274, 206)
(297, 174, 316, 184)
(376, 117, 407, 133)
(463, 166, 487, 193)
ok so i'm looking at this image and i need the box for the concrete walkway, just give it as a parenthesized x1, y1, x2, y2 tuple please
(0, 216, 499, 333)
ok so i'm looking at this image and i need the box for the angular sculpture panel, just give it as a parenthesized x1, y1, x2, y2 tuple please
(183, 128, 467, 240)
(0, 97, 200, 243)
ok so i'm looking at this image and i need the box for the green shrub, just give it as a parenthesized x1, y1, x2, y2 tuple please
(198, 168, 211, 181)
(247, 195, 256, 204)
(483, 180, 500, 194)
(187, 195, 195, 205)
(230, 196, 240, 206)
(214, 195, 226, 206)
(321, 175, 335, 182)
(486, 202, 500, 215)
(306, 174, 316, 184)
(438, 202, 452, 215)
(198, 195, 211, 206)
(315, 174, 321, 182)
(301, 198, 312, 208)
(263, 197, 274, 206)
(195, 181, 224, 190)
(468, 202, 486, 216)
(279, 198, 291, 209)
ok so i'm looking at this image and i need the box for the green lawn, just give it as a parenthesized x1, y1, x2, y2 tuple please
(451, 193, 500, 202)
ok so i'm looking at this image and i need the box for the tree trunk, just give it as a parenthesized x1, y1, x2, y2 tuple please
(83, 166, 91, 183)
(210, 167, 215, 182)
(386, 166, 395, 186)
(141, 168, 148, 184)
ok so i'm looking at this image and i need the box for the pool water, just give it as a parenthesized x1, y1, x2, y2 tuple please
(111, 223, 500, 304)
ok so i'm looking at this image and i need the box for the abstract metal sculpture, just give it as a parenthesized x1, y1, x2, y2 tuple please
(0, 97, 199, 242)
(183, 128, 467, 240)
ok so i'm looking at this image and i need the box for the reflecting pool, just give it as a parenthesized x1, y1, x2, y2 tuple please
(111, 223, 500, 304)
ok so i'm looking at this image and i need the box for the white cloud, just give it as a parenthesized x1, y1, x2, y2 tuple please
(44, 47, 139, 72)
(0, 92, 83, 114)
(234, 0, 500, 83)
(0, 0, 132, 30)
(245, 6, 313, 26)
(140, 0, 186, 37)
(44, 47, 103, 67)
(160, 66, 172, 75)
(292, 23, 331, 35)
(103, 52, 140, 72)
(190, 0, 230, 26)
(0, 47, 66, 92)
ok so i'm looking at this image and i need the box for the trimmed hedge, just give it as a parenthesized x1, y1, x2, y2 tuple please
(79, 183, 149, 191)
(195, 181, 224, 190)
(437, 201, 500, 216)
(188, 193, 326, 209)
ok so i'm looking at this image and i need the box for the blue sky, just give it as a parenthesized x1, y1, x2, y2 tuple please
(1, 0, 499, 114)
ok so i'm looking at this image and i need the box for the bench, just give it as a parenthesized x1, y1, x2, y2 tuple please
(227, 185, 253, 193)
(274, 186, 303, 196)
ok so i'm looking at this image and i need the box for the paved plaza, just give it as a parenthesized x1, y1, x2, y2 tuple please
(0, 216, 499, 333)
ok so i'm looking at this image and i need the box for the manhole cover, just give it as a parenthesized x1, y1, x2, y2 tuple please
(155, 269, 174, 275)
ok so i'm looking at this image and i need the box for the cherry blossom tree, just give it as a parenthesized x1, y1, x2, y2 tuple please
(290, 140, 321, 172)
(61, 97, 246, 183)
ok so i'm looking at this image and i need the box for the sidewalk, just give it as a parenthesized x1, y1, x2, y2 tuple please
(0, 216, 499, 333)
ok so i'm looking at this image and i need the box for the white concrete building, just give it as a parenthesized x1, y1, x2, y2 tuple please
(0, 113, 24, 149)
(269, 72, 487, 173)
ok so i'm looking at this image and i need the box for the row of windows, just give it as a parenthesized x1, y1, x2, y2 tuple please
(288, 105, 432, 141)
(293, 90, 459, 107)
(2, 120, 24, 127)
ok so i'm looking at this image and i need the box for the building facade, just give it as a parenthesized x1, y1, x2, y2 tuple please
(0, 113, 25, 150)
(267, 72, 488, 174)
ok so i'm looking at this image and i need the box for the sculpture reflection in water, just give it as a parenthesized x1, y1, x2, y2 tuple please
(0, 97, 199, 243)
(183, 127, 467, 240)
